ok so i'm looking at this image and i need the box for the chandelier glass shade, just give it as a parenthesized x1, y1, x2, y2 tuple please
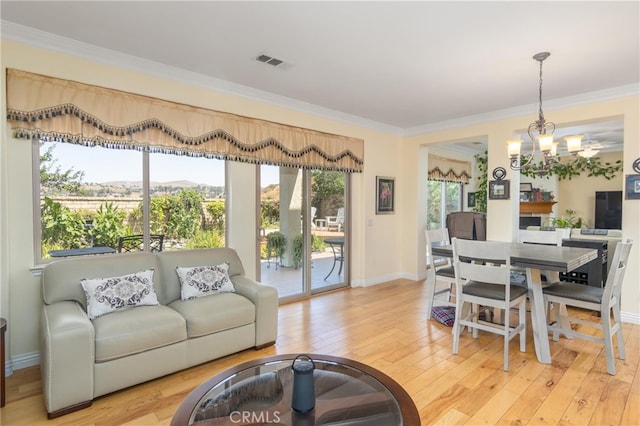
(509, 52, 583, 173)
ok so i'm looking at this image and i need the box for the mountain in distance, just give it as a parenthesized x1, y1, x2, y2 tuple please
(100, 180, 209, 188)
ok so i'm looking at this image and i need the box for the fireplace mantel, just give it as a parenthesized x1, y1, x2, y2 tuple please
(520, 201, 556, 215)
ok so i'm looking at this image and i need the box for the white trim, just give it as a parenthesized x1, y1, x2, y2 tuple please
(621, 311, 640, 325)
(5, 351, 40, 376)
(403, 84, 640, 137)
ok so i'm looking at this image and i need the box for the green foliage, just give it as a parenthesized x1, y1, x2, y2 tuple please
(90, 202, 126, 248)
(292, 234, 304, 269)
(266, 231, 286, 264)
(426, 180, 442, 228)
(130, 190, 205, 239)
(186, 229, 224, 249)
(40, 197, 86, 251)
(311, 235, 326, 252)
(551, 209, 586, 229)
(473, 151, 488, 213)
(311, 171, 344, 210)
(291, 234, 326, 268)
(164, 189, 205, 239)
(520, 156, 623, 181)
(261, 200, 280, 227)
(40, 143, 86, 195)
(205, 200, 226, 231)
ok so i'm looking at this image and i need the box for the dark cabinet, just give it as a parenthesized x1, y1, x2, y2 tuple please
(560, 239, 608, 288)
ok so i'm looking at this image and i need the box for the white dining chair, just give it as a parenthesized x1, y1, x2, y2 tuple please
(543, 239, 633, 375)
(497, 228, 568, 326)
(425, 228, 456, 320)
(451, 238, 528, 371)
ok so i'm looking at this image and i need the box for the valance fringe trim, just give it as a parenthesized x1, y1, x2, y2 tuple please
(11, 127, 362, 172)
(6, 69, 364, 173)
(428, 166, 471, 184)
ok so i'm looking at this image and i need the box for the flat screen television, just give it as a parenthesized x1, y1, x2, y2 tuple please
(594, 190, 622, 230)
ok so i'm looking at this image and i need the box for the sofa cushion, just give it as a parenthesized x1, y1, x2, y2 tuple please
(93, 305, 187, 362)
(81, 269, 159, 320)
(176, 263, 235, 300)
(169, 293, 255, 338)
(157, 248, 246, 304)
(42, 252, 159, 308)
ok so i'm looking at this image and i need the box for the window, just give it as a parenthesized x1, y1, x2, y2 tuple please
(427, 180, 463, 229)
(35, 141, 225, 262)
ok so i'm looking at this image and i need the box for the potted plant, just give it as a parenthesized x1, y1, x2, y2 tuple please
(266, 231, 286, 268)
(546, 209, 586, 238)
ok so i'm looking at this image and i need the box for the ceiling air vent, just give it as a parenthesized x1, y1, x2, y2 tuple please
(256, 53, 284, 67)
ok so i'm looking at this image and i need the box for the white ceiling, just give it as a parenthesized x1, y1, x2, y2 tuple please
(1, 1, 638, 153)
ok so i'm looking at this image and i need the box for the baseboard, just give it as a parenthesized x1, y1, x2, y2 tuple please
(621, 311, 640, 325)
(5, 351, 39, 376)
(4, 310, 638, 376)
(352, 272, 418, 287)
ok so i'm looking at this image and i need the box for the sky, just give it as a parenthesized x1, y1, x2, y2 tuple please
(45, 142, 279, 186)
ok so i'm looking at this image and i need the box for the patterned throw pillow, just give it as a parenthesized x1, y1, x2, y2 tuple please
(176, 263, 235, 301)
(431, 306, 456, 327)
(81, 269, 159, 320)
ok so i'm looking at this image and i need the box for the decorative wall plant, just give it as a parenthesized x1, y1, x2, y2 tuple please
(520, 156, 623, 180)
(473, 151, 488, 213)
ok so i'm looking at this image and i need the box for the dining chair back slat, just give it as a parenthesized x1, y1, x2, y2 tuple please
(451, 238, 527, 371)
(425, 228, 456, 320)
(543, 239, 633, 375)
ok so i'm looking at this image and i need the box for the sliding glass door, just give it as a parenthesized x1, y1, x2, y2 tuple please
(258, 166, 348, 299)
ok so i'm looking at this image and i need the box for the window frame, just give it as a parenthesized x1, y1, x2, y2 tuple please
(32, 139, 227, 263)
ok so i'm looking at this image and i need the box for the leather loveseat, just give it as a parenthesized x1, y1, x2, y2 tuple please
(40, 248, 278, 418)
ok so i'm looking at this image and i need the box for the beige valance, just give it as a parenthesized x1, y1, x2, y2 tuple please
(6, 69, 364, 172)
(428, 154, 471, 184)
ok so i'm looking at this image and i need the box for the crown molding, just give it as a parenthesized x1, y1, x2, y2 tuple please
(403, 83, 639, 137)
(1, 21, 404, 136)
(3, 21, 637, 139)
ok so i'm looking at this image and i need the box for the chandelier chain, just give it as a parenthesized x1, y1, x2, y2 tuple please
(538, 59, 545, 123)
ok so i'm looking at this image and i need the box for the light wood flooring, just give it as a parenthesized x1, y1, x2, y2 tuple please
(2, 279, 639, 425)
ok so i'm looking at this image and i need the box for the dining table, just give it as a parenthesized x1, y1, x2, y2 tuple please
(432, 241, 597, 364)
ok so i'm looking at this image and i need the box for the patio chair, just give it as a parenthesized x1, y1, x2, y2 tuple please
(451, 238, 527, 372)
(543, 239, 632, 375)
(326, 207, 344, 232)
(117, 234, 164, 253)
(425, 228, 456, 320)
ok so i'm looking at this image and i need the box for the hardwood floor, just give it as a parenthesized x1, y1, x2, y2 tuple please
(2, 279, 639, 425)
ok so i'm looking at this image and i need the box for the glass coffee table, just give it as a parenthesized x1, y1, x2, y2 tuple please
(172, 354, 420, 425)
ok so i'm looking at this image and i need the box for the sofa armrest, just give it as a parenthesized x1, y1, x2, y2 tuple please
(40, 301, 95, 415)
(231, 276, 278, 347)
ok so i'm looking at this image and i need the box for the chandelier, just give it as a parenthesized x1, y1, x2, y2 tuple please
(508, 52, 583, 172)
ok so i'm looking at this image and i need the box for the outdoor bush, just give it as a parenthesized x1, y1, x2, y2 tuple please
(164, 189, 205, 239)
(91, 202, 126, 248)
(311, 235, 326, 252)
(40, 197, 86, 250)
(261, 200, 280, 227)
(205, 200, 225, 231)
(186, 229, 224, 249)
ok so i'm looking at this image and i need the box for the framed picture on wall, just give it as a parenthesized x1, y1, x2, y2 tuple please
(376, 176, 395, 214)
(488, 180, 510, 200)
(625, 174, 640, 199)
(467, 191, 476, 207)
